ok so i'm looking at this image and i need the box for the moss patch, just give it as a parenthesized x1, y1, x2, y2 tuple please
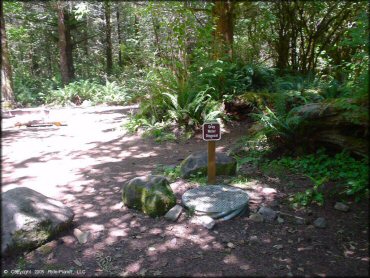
(11, 220, 53, 254)
(122, 176, 176, 217)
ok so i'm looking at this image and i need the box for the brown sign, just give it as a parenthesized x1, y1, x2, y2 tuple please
(203, 123, 221, 141)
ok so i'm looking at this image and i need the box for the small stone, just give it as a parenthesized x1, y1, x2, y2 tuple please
(295, 217, 305, 225)
(277, 217, 284, 224)
(334, 202, 349, 212)
(170, 238, 177, 246)
(258, 206, 277, 222)
(287, 272, 293, 277)
(47, 252, 55, 260)
(249, 235, 259, 243)
(193, 216, 215, 229)
(73, 229, 91, 244)
(314, 217, 327, 229)
(298, 267, 304, 272)
(227, 242, 235, 249)
(249, 213, 264, 222)
(273, 244, 284, 250)
(164, 205, 183, 221)
(73, 259, 82, 267)
(148, 247, 156, 251)
(240, 265, 250, 270)
(306, 225, 315, 230)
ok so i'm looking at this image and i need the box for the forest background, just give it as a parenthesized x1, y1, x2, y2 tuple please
(1, 1, 368, 204)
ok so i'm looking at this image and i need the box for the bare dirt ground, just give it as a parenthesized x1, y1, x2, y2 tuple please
(1, 105, 369, 277)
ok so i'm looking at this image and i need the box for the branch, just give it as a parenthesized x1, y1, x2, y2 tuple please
(71, 32, 101, 46)
(190, 8, 206, 27)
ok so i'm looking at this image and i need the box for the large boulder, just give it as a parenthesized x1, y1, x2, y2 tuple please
(122, 176, 176, 217)
(290, 100, 368, 157)
(2, 187, 74, 255)
(180, 151, 237, 178)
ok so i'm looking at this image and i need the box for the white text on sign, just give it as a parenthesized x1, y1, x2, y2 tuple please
(202, 123, 221, 141)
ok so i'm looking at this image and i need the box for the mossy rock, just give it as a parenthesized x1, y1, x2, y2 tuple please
(2, 187, 74, 256)
(180, 151, 237, 179)
(122, 176, 176, 217)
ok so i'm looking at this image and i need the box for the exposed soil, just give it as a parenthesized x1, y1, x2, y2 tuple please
(1, 105, 369, 277)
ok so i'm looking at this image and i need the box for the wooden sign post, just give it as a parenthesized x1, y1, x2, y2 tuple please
(202, 122, 221, 184)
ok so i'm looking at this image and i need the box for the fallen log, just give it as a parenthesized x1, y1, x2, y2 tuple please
(15, 121, 66, 127)
(314, 130, 368, 158)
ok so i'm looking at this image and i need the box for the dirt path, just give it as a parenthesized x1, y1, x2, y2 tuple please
(2, 105, 368, 277)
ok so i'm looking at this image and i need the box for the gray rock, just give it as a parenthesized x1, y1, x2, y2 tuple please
(314, 217, 327, 229)
(277, 217, 284, 224)
(249, 213, 264, 222)
(249, 235, 259, 242)
(258, 206, 277, 222)
(334, 202, 349, 212)
(192, 215, 216, 229)
(2, 187, 74, 255)
(122, 175, 176, 217)
(164, 205, 183, 221)
(180, 151, 237, 178)
(295, 217, 306, 225)
(273, 244, 283, 250)
(73, 229, 91, 244)
(227, 242, 235, 249)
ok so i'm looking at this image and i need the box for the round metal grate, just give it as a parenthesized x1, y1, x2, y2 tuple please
(182, 185, 249, 213)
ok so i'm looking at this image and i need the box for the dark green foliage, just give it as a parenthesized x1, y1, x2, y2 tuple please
(14, 76, 60, 107)
(267, 149, 369, 205)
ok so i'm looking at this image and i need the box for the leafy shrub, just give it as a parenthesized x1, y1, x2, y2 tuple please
(132, 66, 226, 130)
(14, 76, 59, 106)
(251, 107, 304, 152)
(267, 149, 369, 205)
(45, 79, 132, 106)
(154, 165, 181, 182)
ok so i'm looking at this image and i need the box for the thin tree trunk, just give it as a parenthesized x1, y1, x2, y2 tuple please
(212, 0, 234, 60)
(151, 13, 162, 59)
(83, 14, 89, 56)
(57, 3, 71, 85)
(104, 0, 113, 74)
(116, 7, 123, 67)
(1, 2, 15, 106)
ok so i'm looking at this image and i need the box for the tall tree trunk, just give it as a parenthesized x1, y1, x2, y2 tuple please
(104, 1, 113, 75)
(1, 2, 16, 106)
(57, 3, 74, 85)
(64, 11, 75, 79)
(83, 14, 89, 56)
(212, 0, 234, 60)
(116, 10, 123, 67)
(274, 2, 290, 72)
(116, 7, 123, 67)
